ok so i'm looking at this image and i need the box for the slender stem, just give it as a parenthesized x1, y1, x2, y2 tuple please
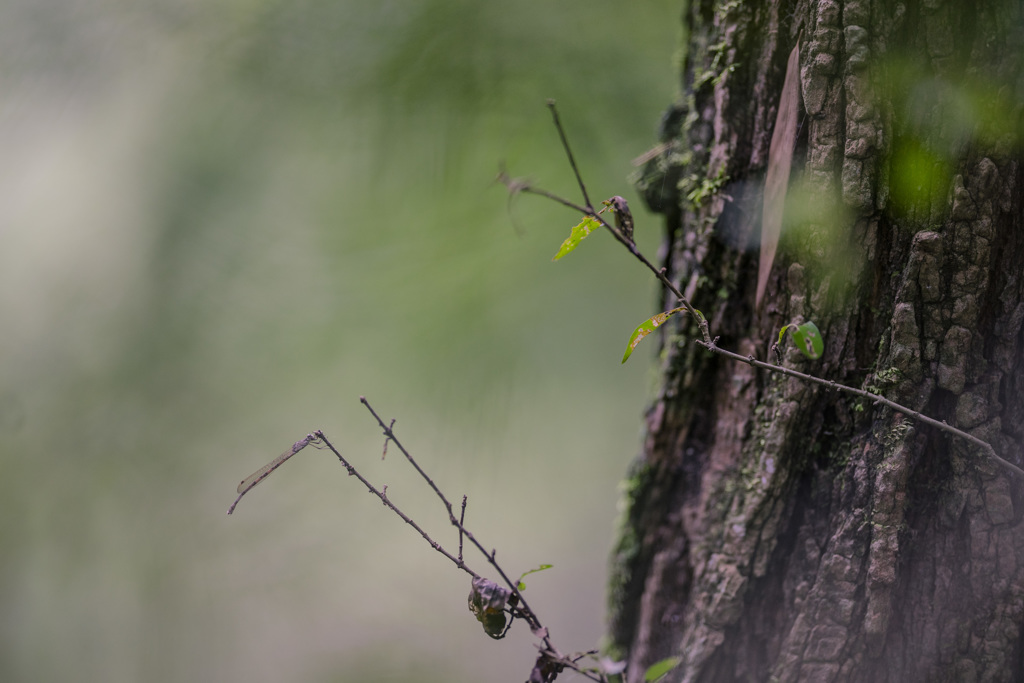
(547, 100, 593, 211)
(313, 429, 479, 578)
(515, 183, 711, 344)
(505, 104, 1019, 481)
(543, 102, 711, 342)
(458, 496, 467, 563)
(360, 397, 458, 518)
(359, 397, 552, 639)
(235, 419, 606, 680)
(698, 341, 1024, 479)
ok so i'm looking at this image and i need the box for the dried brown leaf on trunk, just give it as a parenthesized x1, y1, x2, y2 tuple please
(756, 40, 801, 311)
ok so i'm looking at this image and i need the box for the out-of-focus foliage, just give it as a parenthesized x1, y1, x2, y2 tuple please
(762, 9, 1022, 312)
(881, 54, 1024, 216)
(0, 1, 681, 682)
(643, 655, 682, 682)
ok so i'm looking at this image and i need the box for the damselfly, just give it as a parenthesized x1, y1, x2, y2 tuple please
(227, 434, 317, 515)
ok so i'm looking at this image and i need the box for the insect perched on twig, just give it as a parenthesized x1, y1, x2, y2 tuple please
(227, 435, 319, 514)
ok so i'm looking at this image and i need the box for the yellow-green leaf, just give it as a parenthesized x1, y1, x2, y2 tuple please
(622, 307, 687, 363)
(552, 215, 602, 260)
(644, 656, 682, 681)
(516, 564, 553, 590)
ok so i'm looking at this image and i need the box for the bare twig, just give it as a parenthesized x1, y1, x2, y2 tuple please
(547, 100, 593, 211)
(314, 429, 480, 578)
(359, 398, 544, 629)
(229, 398, 610, 680)
(698, 341, 1024, 479)
(458, 495, 467, 563)
(360, 397, 460, 520)
(381, 418, 395, 459)
(357, 397, 606, 681)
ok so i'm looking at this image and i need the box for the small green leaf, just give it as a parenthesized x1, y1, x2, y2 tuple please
(622, 307, 687, 363)
(791, 321, 824, 359)
(553, 215, 602, 260)
(516, 564, 553, 590)
(644, 656, 682, 681)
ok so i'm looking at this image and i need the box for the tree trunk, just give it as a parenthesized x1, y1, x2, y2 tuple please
(608, 1, 1024, 681)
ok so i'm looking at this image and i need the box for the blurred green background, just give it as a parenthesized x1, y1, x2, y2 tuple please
(0, 1, 680, 681)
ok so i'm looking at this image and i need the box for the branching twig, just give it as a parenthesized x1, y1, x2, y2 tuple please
(496, 170, 711, 345)
(506, 102, 1021, 482)
(381, 418, 395, 459)
(541, 102, 715, 345)
(230, 398, 611, 681)
(360, 399, 542, 628)
(357, 396, 605, 681)
(547, 100, 593, 212)
(314, 429, 480, 578)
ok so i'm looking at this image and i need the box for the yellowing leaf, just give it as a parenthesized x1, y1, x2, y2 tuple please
(622, 307, 688, 363)
(552, 215, 602, 260)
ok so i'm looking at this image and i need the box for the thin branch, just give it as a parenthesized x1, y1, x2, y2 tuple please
(698, 341, 1024, 479)
(496, 169, 711, 344)
(359, 397, 557, 647)
(541, 101, 713, 339)
(503, 105, 1021, 483)
(547, 100, 593, 211)
(458, 495, 467, 563)
(381, 418, 395, 459)
(358, 397, 611, 680)
(360, 397, 459, 519)
(234, 417, 608, 680)
(230, 406, 614, 679)
(313, 429, 480, 579)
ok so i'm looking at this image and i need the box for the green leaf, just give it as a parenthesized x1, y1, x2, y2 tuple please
(552, 215, 602, 260)
(516, 564, 553, 590)
(791, 321, 824, 359)
(622, 307, 688, 364)
(644, 656, 682, 681)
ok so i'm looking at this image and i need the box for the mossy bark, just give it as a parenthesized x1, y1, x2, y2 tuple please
(608, 1, 1024, 681)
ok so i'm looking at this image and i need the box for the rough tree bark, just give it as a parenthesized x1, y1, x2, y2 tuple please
(607, 1, 1024, 681)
